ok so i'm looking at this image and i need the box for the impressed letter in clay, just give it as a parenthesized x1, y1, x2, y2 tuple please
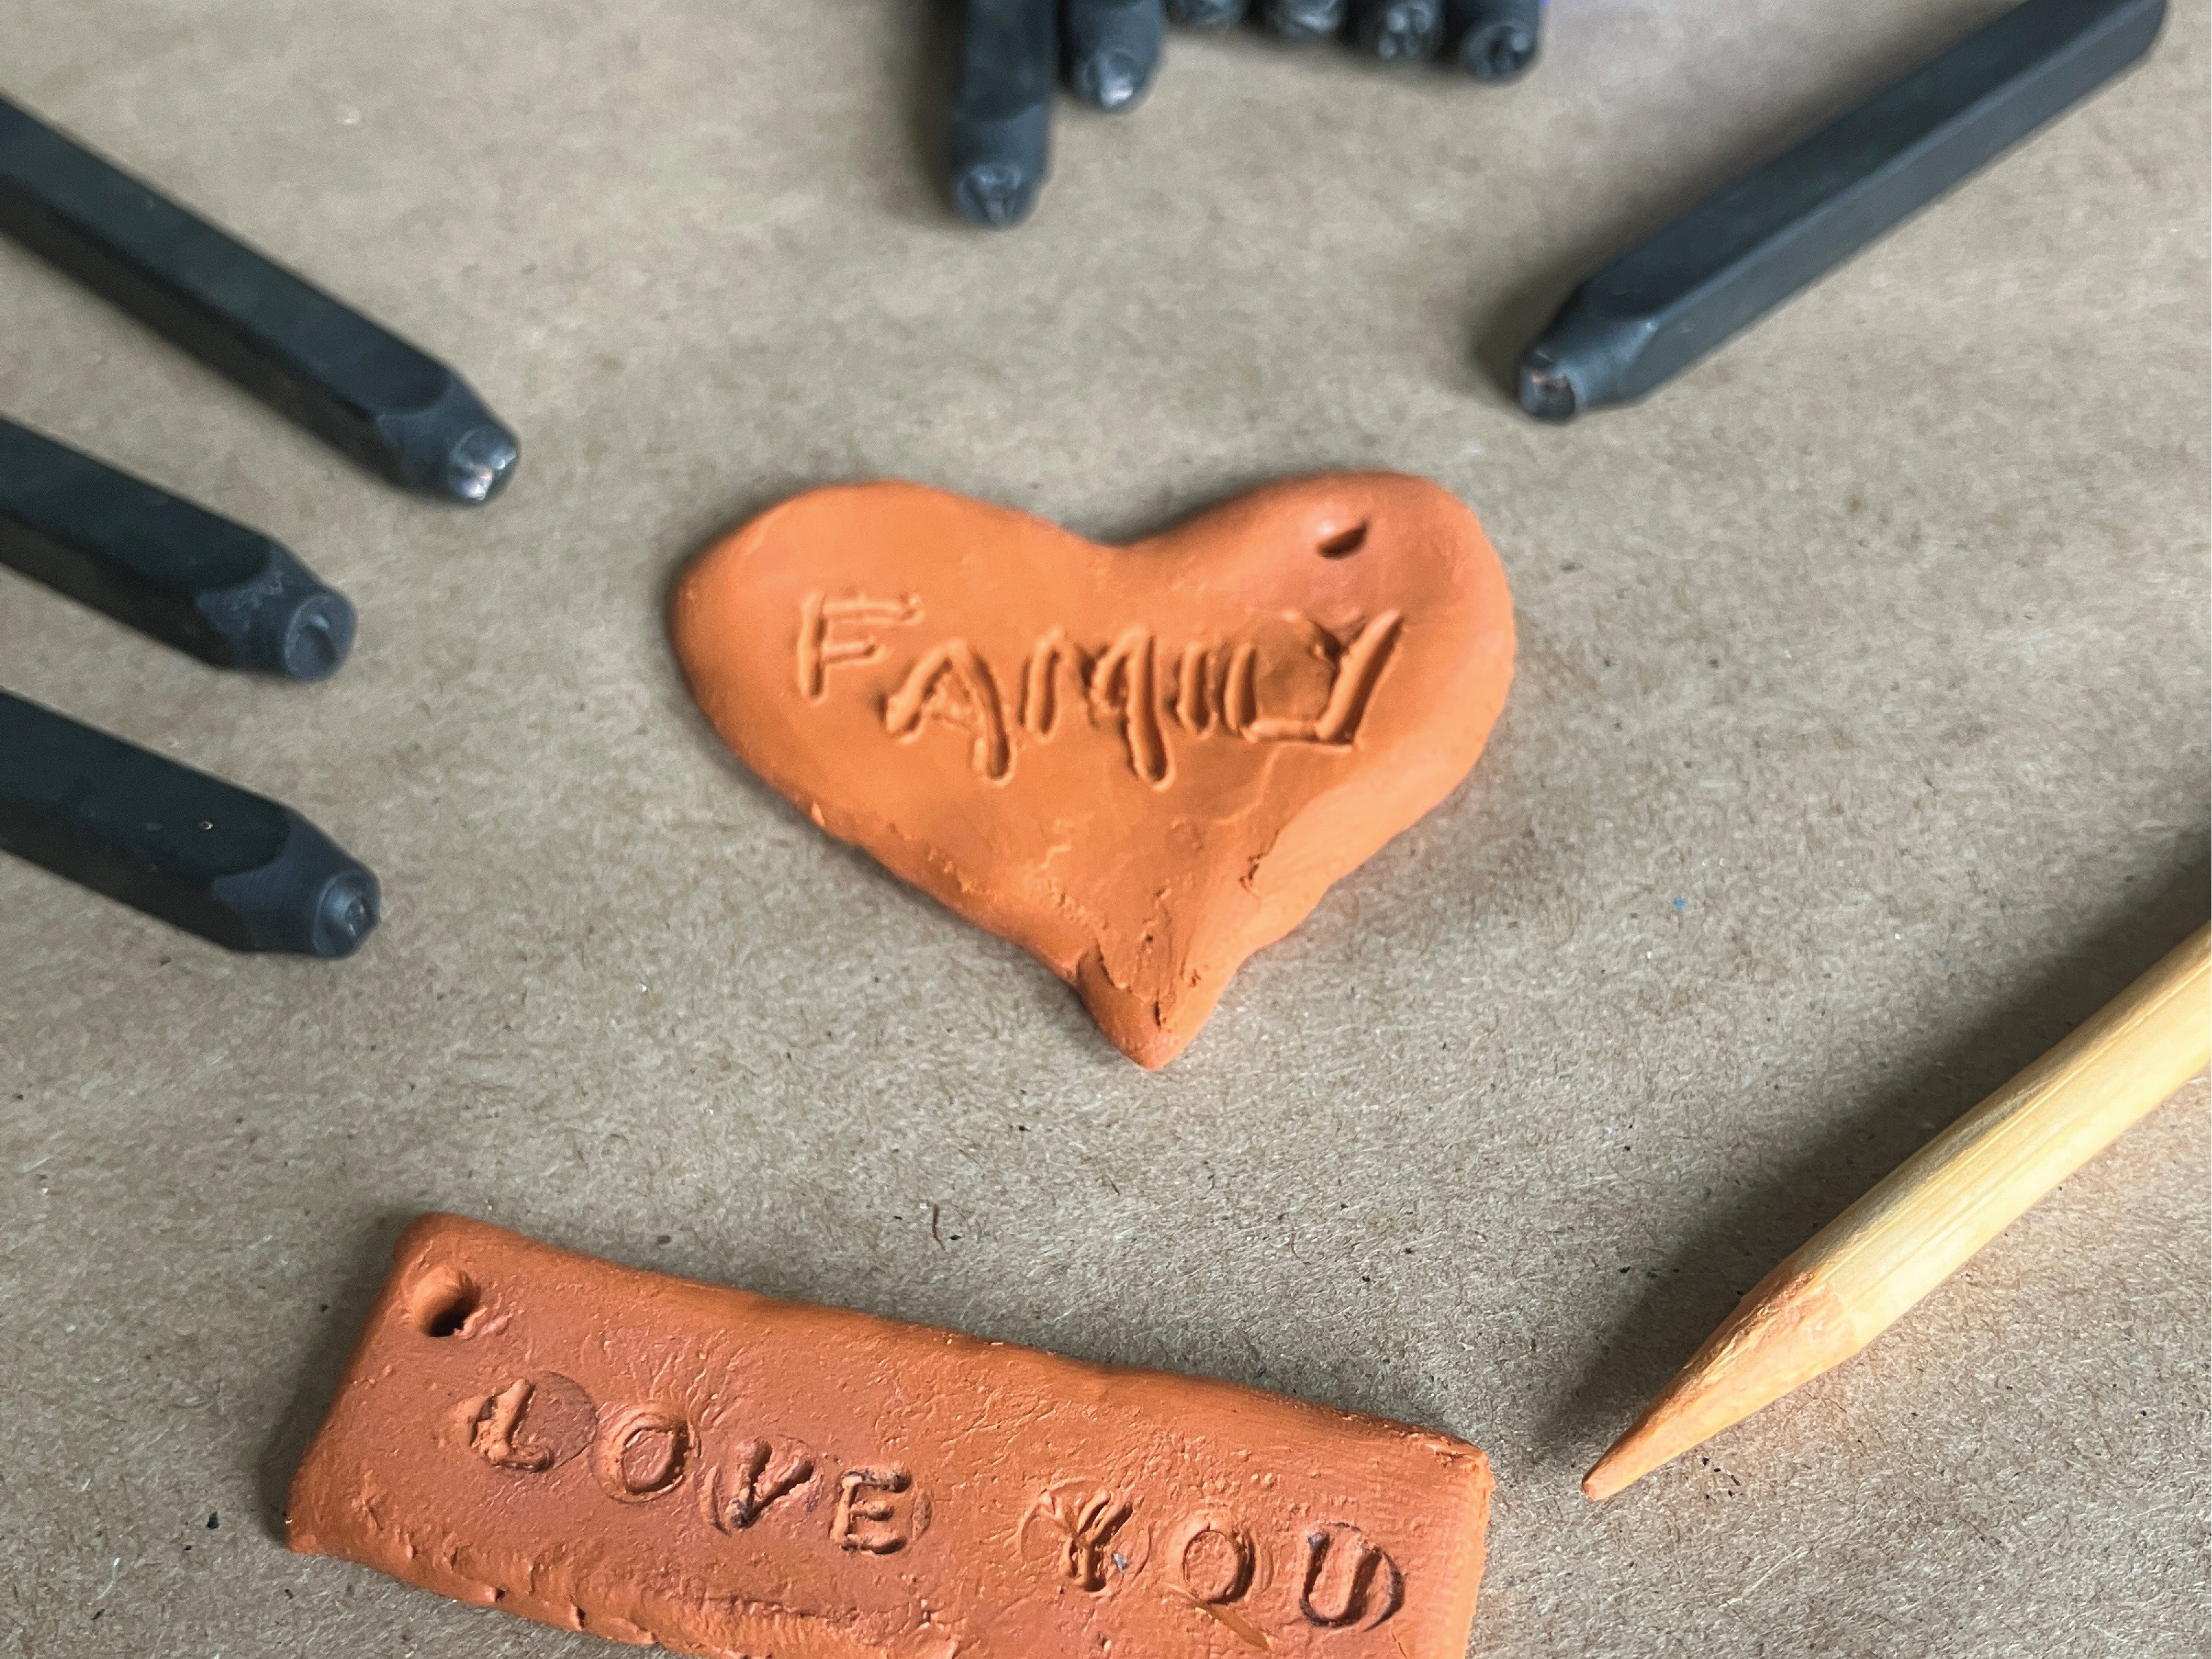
(670, 474, 1515, 1066)
(290, 1214, 1494, 1659)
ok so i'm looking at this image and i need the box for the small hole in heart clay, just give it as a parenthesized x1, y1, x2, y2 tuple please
(1317, 523, 1368, 559)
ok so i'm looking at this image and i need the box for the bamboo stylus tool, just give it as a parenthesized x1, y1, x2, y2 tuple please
(1585, 921, 2212, 1502)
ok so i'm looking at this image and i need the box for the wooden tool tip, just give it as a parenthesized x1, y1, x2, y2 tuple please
(1582, 1418, 1685, 1502)
(1578, 1269, 1864, 1502)
(1584, 922, 2209, 1502)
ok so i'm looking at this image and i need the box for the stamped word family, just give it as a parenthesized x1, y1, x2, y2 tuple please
(796, 591, 1405, 787)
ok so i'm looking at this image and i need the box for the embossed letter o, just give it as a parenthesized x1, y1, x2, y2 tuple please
(1178, 1521, 1255, 1606)
(591, 1405, 691, 1502)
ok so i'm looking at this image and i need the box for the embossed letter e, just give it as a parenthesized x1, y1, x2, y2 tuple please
(832, 1466, 915, 1554)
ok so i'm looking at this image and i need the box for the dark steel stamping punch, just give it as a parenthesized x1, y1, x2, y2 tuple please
(0, 416, 355, 680)
(0, 94, 518, 503)
(1449, 0, 1542, 81)
(951, 0, 1060, 228)
(1066, 0, 1166, 109)
(1518, 0, 2166, 420)
(0, 691, 380, 958)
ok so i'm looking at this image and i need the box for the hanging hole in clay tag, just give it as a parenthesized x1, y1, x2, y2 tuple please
(408, 1265, 483, 1338)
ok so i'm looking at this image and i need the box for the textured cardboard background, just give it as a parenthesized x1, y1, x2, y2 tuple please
(0, 3, 2205, 1655)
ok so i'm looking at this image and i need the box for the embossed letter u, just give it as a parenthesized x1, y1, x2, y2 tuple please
(1298, 1522, 1403, 1630)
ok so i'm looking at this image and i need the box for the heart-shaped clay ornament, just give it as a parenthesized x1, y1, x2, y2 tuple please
(672, 473, 1514, 1068)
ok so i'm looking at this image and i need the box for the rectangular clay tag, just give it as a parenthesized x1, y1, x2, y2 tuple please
(289, 1214, 1492, 1658)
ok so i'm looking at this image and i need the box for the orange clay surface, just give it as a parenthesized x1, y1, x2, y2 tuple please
(289, 1215, 1494, 1659)
(669, 475, 1515, 1068)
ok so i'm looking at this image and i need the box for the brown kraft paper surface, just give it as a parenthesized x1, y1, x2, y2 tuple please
(287, 1215, 1494, 1658)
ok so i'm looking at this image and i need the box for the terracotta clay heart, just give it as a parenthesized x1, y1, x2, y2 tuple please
(670, 473, 1514, 1068)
